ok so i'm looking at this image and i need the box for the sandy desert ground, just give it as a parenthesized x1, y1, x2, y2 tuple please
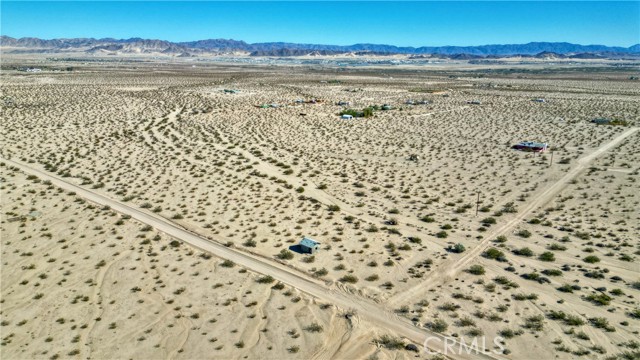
(1, 56, 639, 359)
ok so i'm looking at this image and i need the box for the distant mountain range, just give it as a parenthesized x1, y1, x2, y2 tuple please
(2, 36, 639, 58)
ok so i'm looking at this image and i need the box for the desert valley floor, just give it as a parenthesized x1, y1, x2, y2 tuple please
(1, 59, 639, 360)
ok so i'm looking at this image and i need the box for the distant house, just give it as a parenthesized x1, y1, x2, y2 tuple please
(591, 118, 612, 125)
(512, 141, 548, 152)
(533, 98, 546, 103)
(337, 101, 350, 106)
(467, 100, 481, 105)
(223, 89, 239, 94)
(341, 114, 353, 120)
(299, 237, 320, 254)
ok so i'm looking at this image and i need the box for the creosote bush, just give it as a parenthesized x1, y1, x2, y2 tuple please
(466, 265, 485, 275)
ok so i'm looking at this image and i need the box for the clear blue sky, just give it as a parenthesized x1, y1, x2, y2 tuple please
(2, 1, 639, 47)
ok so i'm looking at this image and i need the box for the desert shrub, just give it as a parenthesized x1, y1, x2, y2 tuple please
(542, 269, 563, 276)
(243, 239, 257, 247)
(610, 288, 624, 296)
(565, 315, 586, 326)
(513, 247, 534, 257)
(458, 316, 476, 327)
(448, 243, 466, 253)
(481, 217, 496, 225)
(575, 231, 591, 240)
(494, 276, 519, 289)
(407, 237, 422, 244)
(538, 252, 556, 262)
(366, 224, 379, 232)
(494, 235, 508, 243)
(420, 215, 435, 223)
(585, 271, 604, 279)
(523, 315, 545, 331)
(220, 259, 235, 268)
(547, 310, 566, 320)
(517, 229, 532, 238)
(584, 293, 612, 306)
(439, 302, 460, 311)
(521, 272, 541, 281)
(303, 322, 323, 333)
(377, 335, 404, 349)
(584, 255, 600, 264)
(619, 254, 633, 262)
(483, 248, 507, 262)
(435, 231, 448, 238)
(427, 319, 448, 333)
(502, 202, 518, 213)
(339, 275, 358, 284)
(589, 317, 615, 332)
(313, 268, 328, 277)
(256, 275, 275, 284)
(548, 243, 567, 251)
(499, 328, 522, 339)
(557, 284, 579, 293)
(466, 265, 485, 275)
(365, 274, 379, 281)
(512, 293, 538, 301)
(271, 282, 285, 290)
(276, 249, 294, 260)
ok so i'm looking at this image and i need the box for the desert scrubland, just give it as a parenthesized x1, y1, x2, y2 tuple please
(1, 57, 639, 359)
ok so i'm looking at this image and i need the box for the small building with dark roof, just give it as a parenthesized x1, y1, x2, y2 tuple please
(299, 237, 321, 254)
(512, 141, 548, 152)
(591, 118, 612, 125)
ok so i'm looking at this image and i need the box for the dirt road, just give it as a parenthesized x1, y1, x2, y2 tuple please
(387, 126, 639, 307)
(1, 157, 502, 360)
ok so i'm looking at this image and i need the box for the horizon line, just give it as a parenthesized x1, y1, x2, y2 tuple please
(2, 35, 638, 49)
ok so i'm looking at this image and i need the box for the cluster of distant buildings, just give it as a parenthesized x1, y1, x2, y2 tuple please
(18, 67, 42, 72)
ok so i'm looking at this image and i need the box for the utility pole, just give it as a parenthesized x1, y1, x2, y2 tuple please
(549, 150, 554, 167)
(475, 191, 481, 217)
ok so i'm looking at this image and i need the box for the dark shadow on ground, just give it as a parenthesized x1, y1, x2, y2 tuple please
(288, 245, 306, 254)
